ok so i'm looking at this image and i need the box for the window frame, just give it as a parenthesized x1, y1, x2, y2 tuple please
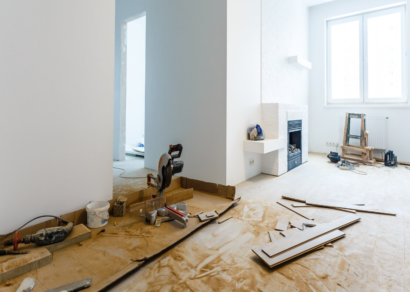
(327, 15, 364, 104)
(326, 5, 407, 105)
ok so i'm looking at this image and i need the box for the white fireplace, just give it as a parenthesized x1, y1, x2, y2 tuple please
(261, 103, 308, 176)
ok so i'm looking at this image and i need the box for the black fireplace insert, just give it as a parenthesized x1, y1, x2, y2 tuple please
(288, 120, 302, 171)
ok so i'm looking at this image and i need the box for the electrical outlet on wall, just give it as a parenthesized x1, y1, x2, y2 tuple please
(249, 158, 254, 165)
(326, 142, 339, 147)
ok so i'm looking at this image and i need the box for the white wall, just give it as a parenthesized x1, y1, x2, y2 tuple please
(226, 0, 310, 185)
(226, 0, 262, 186)
(115, 1, 227, 184)
(309, 0, 410, 162)
(262, 0, 310, 105)
(0, 1, 115, 232)
(125, 16, 146, 150)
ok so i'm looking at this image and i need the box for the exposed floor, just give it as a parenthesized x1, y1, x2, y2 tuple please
(109, 153, 410, 291)
(113, 154, 155, 200)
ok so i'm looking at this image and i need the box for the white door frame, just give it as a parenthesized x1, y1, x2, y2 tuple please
(118, 12, 146, 161)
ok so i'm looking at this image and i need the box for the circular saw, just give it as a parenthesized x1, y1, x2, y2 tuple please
(147, 144, 184, 197)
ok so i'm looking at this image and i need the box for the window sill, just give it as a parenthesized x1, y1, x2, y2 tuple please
(324, 103, 409, 109)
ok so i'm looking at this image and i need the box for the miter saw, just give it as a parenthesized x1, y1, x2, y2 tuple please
(147, 144, 184, 197)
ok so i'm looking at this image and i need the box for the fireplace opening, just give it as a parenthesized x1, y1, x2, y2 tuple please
(288, 120, 302, 171)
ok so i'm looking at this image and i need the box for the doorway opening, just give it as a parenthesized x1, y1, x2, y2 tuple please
(124, 15, 146, 159)
(113, 14, 148, 199)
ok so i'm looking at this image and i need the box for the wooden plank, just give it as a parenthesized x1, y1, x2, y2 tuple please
(45, 224, 91, 253)
(341, 145, 366, 153)
(280, 228, 301, 238)
(282, 195, 306, 203)
(342, 113, 349, 146)
(290, 219, 317, 230)
(129, 197, 166, 217)
(361, 114, 366, 149)
(306, 200, 396, 216)
(145, 197, 166, 212)
(341, 153, 376, 165)
(277, 201, 314, 220)
(198, 211, 219, 222)
(275, 220, 289, 231)
(268, 231, 275, 242)
(129, 201, 146, 217)
(0, 248, 51, 283)
(2, 224, 90, 258)
(334, 207, 357, 214)
(252, 230, 345, 268)
(262, 214, 360, 258)
(186, 178, 218, 194)
(166, 188, 194, 206)
(218, 216, 232, 224)
(292, 203, 309, 207)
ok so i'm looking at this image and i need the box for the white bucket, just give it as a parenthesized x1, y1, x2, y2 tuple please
(86, 201, 110, 229)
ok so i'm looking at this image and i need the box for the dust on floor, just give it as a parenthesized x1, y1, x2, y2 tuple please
(109, 153, 410, 292)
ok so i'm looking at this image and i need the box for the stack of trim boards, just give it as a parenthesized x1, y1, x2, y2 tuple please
(282, 195, 396, 216)
(252, 214, 360, 268)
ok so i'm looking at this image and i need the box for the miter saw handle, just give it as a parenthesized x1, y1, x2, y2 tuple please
(168, 144, 183, 159)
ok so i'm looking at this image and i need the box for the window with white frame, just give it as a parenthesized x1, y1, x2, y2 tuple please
(327, 5, 407, 104)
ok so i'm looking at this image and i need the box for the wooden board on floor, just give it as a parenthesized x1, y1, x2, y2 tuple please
(253, 230, 345, 268)
(275, 220, 288, 231)
(198, 210, 219, 222)
(282, 195, 306, 203)
(129, 197, 166, 217)
(46, 224, 91, 253)
(262, 214, 360, 257)
(166, 188, 194, 206)
(0, 248, 51, 283)
(290, 219, 317, 230)
(277, 201, 314, 220)
(218, 216, 232, 224)
(0, 224, 90, 283)
(280, 228, 301, 238)
(306, 200, 396, 216)
(334, 207, 357, 214)
(268, 231, 275, 242)
(6, 224, 92, 254)
(292, 203, 309, 208)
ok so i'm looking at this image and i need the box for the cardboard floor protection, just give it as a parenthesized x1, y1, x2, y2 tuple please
(0, 224, 91, 282)
(0, 184, 239, 292)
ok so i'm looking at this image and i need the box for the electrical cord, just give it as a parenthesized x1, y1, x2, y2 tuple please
(0, 215, 67, 238)
(113, 167, 147, 179)
(336, 159, 367, 175)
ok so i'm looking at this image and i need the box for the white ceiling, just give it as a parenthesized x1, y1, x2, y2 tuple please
(304, 0, 335, 7)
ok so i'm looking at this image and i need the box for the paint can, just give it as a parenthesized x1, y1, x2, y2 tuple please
(86, 201, 110, 228)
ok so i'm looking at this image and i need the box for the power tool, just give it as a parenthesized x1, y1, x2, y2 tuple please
(327, 151, 341, 163)
(385, 150, 397, 167)
(3, 219, 73, 250)
(147, 144, 184, 197)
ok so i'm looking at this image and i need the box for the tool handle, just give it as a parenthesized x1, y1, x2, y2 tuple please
(168, 144, 183, 159)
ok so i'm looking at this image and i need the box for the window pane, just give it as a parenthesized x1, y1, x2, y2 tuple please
(367, 12, 402, 99)
(331, 21, 361, 99)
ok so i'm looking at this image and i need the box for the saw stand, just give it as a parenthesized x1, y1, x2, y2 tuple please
(341, 113, 376, 165)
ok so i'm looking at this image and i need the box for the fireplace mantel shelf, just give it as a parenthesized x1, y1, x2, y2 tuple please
(243, 138, 287, 154)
